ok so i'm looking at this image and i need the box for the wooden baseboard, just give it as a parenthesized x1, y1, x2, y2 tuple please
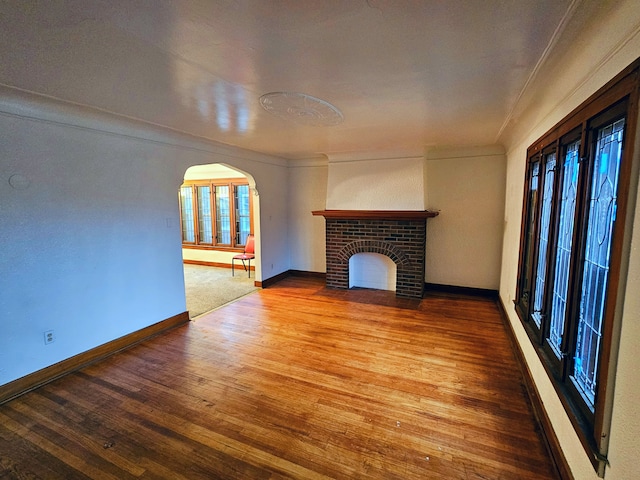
(424, 282, 498, 298)
(183, 259, 255, 271)
(0, 311, 190, 405)
(496, 298, 573, 480)
(256, 276, 498, 301)
(255, 270, 289, 288)
(255, 270, 327, 288)
(289, 270, 327, 279)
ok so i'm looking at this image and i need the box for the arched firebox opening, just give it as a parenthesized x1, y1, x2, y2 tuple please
(349, 252, 397, 292)
(313, 210, 438, 299)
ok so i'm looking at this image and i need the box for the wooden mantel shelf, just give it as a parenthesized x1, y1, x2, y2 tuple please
(312, 209, 439, 220)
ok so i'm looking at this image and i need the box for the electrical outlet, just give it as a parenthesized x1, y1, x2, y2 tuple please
(44, 330, 55, 345)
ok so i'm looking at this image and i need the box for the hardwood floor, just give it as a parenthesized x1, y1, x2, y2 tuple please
(0, 277, 558, 479)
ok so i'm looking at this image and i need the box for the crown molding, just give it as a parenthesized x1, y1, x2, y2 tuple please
(0, 84, 289, 168)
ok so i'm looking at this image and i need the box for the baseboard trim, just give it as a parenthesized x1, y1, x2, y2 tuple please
(256, 270, 290, 288)
(289, 270, 327, 279)
(256, 276, 499, 299)
(0, 311, 190, 405)
(184, 259, 231, 269)
(255, 269, 326, 288)
(496, 297, 573, 480)
(424, 282, 498, 298)
(183, 259, 254, 271)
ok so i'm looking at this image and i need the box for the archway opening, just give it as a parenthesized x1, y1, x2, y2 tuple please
(179, 163, 260, 317)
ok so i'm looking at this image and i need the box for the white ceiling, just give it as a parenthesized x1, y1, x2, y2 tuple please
(0, 0, 579, 160)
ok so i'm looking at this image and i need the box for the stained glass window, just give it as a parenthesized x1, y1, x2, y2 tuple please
(180, 186, 195, 243)
(179, 181, 252, 248)
(197, 186, 213, 244)
(215, 185, 231, 244)
(573, 118, 625, 408)
(532, 154, 556, 328)
(235, 185, 251, 246)
(518, 161, 540, 311)
(514, 62, 638, 473)
(548, 141, 580, 358)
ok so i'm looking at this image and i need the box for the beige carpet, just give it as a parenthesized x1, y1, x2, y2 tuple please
(183, 264, 258, 318)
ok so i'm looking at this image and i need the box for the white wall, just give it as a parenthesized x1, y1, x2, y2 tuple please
(0, 112, 186, 385)
(319, 151, 506, 290)
(498, 1, 640, 477)
(288, 160, 328, 272)
(326, 155, 425, 210)
(608, 152, 640, 479)
(0, 88, 289, 386)
(425, 146, 506, 290)
(183, 163, 243, 181)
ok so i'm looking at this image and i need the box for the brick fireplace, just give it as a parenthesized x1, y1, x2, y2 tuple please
(312, 210, 439, 298)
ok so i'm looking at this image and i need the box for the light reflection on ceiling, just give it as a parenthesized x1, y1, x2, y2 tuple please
(0, 0, 586, 160)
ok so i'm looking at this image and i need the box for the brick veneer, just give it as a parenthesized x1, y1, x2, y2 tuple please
(323, 217, 428, 298)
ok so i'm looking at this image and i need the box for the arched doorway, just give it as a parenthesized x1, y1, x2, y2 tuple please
(179, 163, 260, 317)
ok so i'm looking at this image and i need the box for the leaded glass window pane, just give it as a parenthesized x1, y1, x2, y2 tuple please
(180, 186, 195, 243)
(573, 118, 625, 409)
(196, 186, 212, 244)
(548, 141, 580, 358)
(215, 185, 231, 244)
(520, 161, 540, 308)
(235, 184, 251, 246)
(532, 154, 556, 327)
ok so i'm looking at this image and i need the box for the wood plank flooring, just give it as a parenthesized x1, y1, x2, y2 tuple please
(0, 277, 558, 479)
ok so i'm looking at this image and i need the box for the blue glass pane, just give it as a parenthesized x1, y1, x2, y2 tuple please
(197, 186, 212, 243)
(573, 118, 625, 409)
(180, 187, 195, 243)
(532, 154, 556, 327)
(216, 186, 231, 244)
(548, 141, 580, 358)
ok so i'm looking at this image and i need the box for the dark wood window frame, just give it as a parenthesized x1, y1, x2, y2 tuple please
(179, 178, 254, 252)
(514, 59, 639, 476)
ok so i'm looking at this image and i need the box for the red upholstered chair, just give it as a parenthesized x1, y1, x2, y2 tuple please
(232, 234, 255, 277)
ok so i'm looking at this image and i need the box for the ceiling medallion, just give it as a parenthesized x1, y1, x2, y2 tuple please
(259, 92, 343, 127)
